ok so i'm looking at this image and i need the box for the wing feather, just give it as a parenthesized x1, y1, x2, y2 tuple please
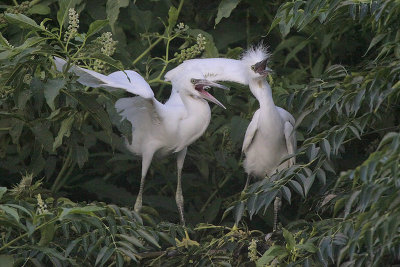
(242, 109, 260, 152)
(54, 57, 154, 99)
(278, 107, 296, 166)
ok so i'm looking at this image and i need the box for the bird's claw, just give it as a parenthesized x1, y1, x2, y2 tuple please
(175, 230, 199, 248)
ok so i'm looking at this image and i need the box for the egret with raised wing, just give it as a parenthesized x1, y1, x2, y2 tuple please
(54, 57, 229, 246)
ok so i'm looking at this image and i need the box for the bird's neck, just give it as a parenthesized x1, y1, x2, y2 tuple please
(179, 91, 210, 115)
(249, 79, 275, 109)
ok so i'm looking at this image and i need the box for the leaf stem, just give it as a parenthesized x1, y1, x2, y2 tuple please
(131, 0, 185, 66)
(51, 148, 73, 193)
(0, 217, 58, 252)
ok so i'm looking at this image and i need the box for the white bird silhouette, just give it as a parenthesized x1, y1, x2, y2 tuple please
(54, 57, 228, 233)
(173, 46, 296, 230)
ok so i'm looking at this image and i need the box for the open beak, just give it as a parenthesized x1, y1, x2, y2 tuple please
(252, 58, 272, 76)
(192, 79, 229, 109)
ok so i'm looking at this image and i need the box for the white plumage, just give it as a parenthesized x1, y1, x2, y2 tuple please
(173, 46, 296, 230)
(54, 57, 228, 229)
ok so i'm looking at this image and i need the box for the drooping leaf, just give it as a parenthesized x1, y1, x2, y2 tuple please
(106, 0, 129, 31)
(4, 13, 43, 31)
(63, 91, 112, 135)
(86, 20, 109, 39)
(215, 0, 241, 26)
(44, 79, 66, 110)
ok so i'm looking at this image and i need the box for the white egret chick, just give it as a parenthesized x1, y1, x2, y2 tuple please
(172, 46, 296, 230)
(240, 47, 296, 231)
(54, 57, 229, 246)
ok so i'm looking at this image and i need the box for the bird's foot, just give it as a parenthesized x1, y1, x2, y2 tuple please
(175, 230, 199, 249)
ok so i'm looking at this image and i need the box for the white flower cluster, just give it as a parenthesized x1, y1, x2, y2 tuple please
(93, 32, 118, 73)
(174, 34, 207, 63)
(36, 194, 48, 214)
(98, 32, 117, 56)
(64, 8, 79, 42)
(175, 22, 188, 32)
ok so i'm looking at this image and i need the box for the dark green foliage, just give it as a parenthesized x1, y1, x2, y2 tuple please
(0, 0, 399, 265)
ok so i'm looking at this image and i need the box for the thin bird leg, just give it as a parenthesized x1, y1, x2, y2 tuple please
(134, 151, 154, 213)
(273, 195, 282, 232)
(243, 174, 252, 192)
(175, 147, 187, 226)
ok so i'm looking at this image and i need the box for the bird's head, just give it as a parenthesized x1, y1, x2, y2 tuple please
(241, 45, 272, 80)
(165, 69, 229, 109)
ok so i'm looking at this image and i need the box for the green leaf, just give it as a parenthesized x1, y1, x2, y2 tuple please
(283, 228, 296, 250)
(44, 79, 66, 110)
(4, 13, 43, 31)
(297, 242, 318, 253)
(0, 205, 19, 222)
(289, 180, 304, 198)
(38, 222, 56, 246)
(0, 33, 11, 47)
(73, 145, 88, 168)
(31, 122, 54, 153)
(106, 0, 129, 31)
(63, 91, 112, 135)
(28, 4, 51, 15)
(303, 174, 315, 197)
(53, 116, 75, 151)
(320, 138, 331, 160)
(57, 0, 79, 28)
(118, 234, 145, 249)
(86, 20, 109, 39)
(234, 201, 245, 224)
(167, 6, 178, 32)
(59, 206, 105, 220)
(215, 0, 241, 26)
(282, 186, 291, 204)
(0, 187, 6, 200)
(95, 246, 113, 266)
(364, 33, 386, 55)
(256, 245, 288, 267)
(230, 116, 248, 144)
(284, 40, 309, 66)
(137, 229, 161, 248)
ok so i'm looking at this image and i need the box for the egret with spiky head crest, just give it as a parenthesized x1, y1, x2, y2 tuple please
(240, 47, 296, 231)
(172, 45, 296, 231)
(54, 57, 229, 245)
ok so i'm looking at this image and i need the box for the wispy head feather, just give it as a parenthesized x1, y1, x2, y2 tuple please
(241, 43, 271, 66)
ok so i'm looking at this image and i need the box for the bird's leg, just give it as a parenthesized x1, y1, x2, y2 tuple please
(134, 151, 154, 213)
(243, 174, 252, 192)
(174, 148, 199, 248)
(175, 147, 187, 226)
(273, 194, 282, 232)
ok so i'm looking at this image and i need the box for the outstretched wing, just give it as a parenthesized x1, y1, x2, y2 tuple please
(278, 107, 296, 166)
(242, 109, 260, 153)
(54, 57, 154, 99)
(165, 58, 248, 85)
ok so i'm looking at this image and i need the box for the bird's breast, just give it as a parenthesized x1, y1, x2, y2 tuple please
(174, 101, 211, 151)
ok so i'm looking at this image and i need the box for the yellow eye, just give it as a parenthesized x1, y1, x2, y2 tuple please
(191, 78, 196, 84)
(251, 65, 255, 70)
